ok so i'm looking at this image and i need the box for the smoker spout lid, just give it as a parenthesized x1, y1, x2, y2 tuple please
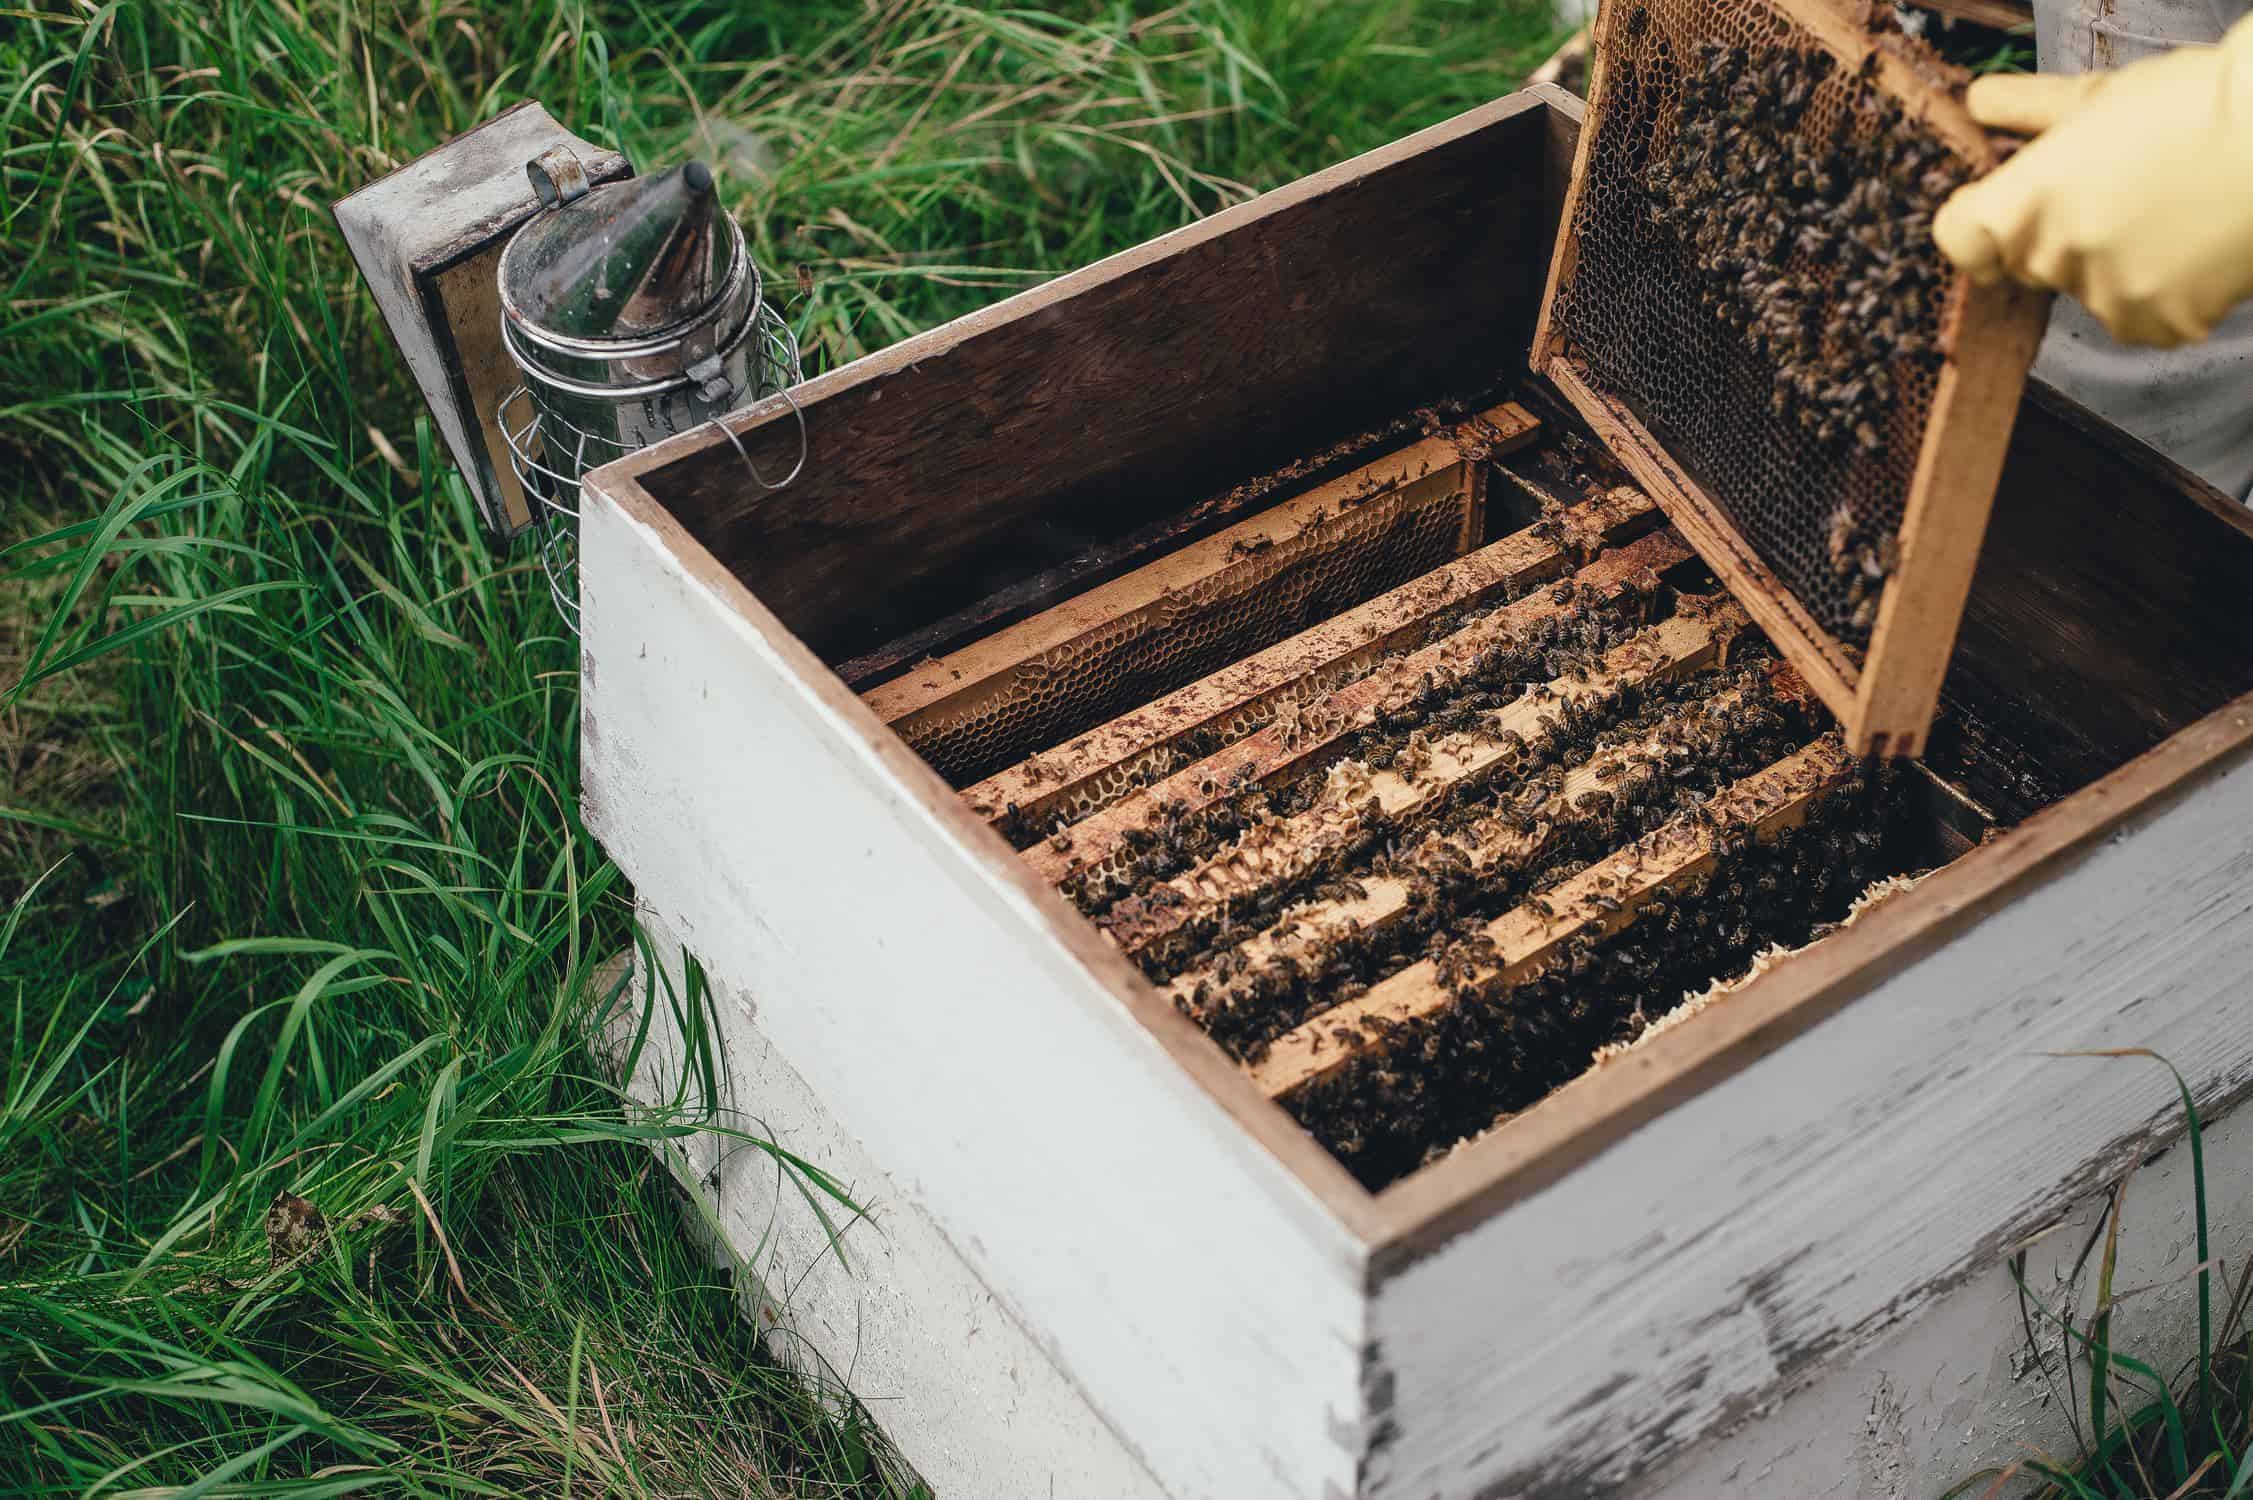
(501, 159, 731, 342)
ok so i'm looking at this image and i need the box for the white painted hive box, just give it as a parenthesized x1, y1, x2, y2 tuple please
(578, 86, 2253, 1500)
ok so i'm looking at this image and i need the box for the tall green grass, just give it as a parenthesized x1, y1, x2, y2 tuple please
(1944, 1055, 2253, 1500)
(0, 0, 1564, 1490)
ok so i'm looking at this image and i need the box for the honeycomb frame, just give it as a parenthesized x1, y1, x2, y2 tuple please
(1532, 0, 2052, 757)
(864, 406, 1538, 787)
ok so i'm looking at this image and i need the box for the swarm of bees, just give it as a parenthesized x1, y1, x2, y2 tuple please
(1063, 568, 1911, 1192)
(1646, 41, 1961, 463)
(1005, 408, 1942, 1190)
(1130, 592, 1844, 1076)
(1553, 9, 1974, 645)
(1288, 765, 1898, 1189)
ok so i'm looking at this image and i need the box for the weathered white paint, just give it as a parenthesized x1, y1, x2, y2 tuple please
(612, 915, 1171, 1500)
(1364, 712, 2253, 1498)
(1654, 1095, 2253, 1498)
(578, 489, 1370, 1500)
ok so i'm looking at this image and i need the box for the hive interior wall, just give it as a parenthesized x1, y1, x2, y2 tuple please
(630, 95, 1570, 663)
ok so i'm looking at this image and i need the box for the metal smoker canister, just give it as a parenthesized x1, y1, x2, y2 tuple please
(497, 149, 799, 624)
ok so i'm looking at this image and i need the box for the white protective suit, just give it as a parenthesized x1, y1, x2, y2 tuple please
(2029, 0, 2253, 500)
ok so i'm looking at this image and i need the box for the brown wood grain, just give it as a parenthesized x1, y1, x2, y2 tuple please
(962, 478, 1651, 832)
(1166, 687, 1760, 1018)
(1546, 358, 1863, 710)
(831, 405, 1510, 692)
(1852, 276, 2051, 756)
(621, 96, 1562, 662)
(864, 410, 1537, 741)
(1528, 6, 1610, 371)
(1932, 383, 2253, 811)
(1022, 526, 1694, 892)
(1097, 608, 1736, 959)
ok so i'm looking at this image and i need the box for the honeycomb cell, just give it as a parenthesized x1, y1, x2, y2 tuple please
(900, 477, 1476, 786)
(1549, 2, 1969, 651)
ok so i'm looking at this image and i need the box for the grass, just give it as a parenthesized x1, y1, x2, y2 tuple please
(1944, 1055, 2253, 1500)
(0, 0, 1566, 1491)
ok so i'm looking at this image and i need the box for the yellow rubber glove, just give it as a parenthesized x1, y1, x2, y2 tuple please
(1932, 16, 2253, 348)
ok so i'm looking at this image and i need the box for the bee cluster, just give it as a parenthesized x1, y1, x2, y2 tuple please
(1188, 660, 1811, 1064)
(1056, 586, 1663, 927)
(1288, 776, 1894, 1188)
(1644, 38, 1962, 633)
(992, 577, 1552, 855)
(982, 421, 1944, 1190)
(1649, 42, 1961, 462)
(1030, 561, 1909, 1192)
(1549, 2, 1979, 649)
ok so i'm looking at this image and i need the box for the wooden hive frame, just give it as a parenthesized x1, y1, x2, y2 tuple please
(864, 404, 1541, 788)
(1017, 522, 1693, 893)
(1531, 0, 2055, 757)
(1081, 601, 1745, 961)
(1245, 733, 1858, 1099)
(969, 471, 1860, 1128)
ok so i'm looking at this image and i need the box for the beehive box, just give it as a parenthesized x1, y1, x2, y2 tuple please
(580, 86, 2253, 1499)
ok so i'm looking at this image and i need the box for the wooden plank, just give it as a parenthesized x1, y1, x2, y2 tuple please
(865, 415, 1533, 728)
(1250, 735, 1853, 1099)
(1097, 607, 1743, 960)
(1852, 277, 2050, 756)
(1766, 0, 2007, 167)
(963, 483, 1656, 830)
(613, 94, 1564, 660)
(1932, 382, 2253, 815)
(1914, 0, 2034, 33)
(1527, 0, 1612, 370)
(1166, 682, 1764, 1019)
(863, 443, 1510, 788)
(834, 404, 1528, 693)
(860, 438, 1452, 724)
(1023, 526, 1696, 892)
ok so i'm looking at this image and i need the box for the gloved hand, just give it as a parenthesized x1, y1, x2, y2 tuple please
(1932, 15, 2253, 348)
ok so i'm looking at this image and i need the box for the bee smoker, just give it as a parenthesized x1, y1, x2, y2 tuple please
(497, 148, 800, 626)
